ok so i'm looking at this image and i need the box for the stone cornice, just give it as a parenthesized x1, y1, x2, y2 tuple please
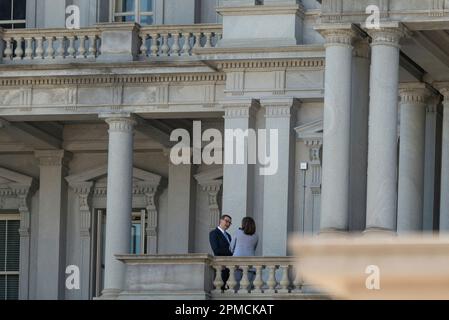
(0, 73, 226, 87)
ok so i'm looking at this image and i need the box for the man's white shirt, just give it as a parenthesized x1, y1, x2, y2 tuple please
(217, 226, 231, 244)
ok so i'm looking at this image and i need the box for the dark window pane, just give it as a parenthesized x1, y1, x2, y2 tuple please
(140, 0, 152, 12)
(13, 0, 26, 20)
(0, 221, 5, 272)
(116, 0, 134, 12)
(0, 275, 5, 300)
(0, 0, 12, 21)
(6, 220, 20, 272)
(6, 275, 19, 300)
(0, 23, 13, 29)
(12, 22, 24, 29)
(140, 15, 153, 25)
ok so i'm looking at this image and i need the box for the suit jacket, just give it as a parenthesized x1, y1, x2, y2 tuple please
(209, 227, 233, 256)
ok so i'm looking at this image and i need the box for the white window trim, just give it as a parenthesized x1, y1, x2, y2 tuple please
(110, 0, 163, 24)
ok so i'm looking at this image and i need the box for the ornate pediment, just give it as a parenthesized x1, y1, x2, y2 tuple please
(294, 119, 323, 142)
(194, 167, 223, 187)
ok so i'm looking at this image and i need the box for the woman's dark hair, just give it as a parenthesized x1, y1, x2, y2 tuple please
(241, 217, 256, 235)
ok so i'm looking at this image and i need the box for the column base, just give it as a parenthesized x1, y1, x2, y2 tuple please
(97, 288, 122, 300)
(318, 229, 349, 238)
(363, 228, 397, 238)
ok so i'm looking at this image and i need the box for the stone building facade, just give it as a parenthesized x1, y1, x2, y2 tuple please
(0, 0, 448, 300)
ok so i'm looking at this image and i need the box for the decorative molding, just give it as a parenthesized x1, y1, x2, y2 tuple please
(274, 70, 286, 95)
(0, 73, 226, 87)
(68, 181, 94, 237)
(226, 71, 245, 96)
(105, 117, 137, 133)
(194, 168, 223, 230)
(320, 28, 357, 47)
(368, 27, 405, 48)
(217, 59, 324, 71)
(399, 83, 432, 105)
(34, 150, 72, 168)
(65, 86, 78, 111)
(222, 99, 260, 119)
(111, 84, 124, 110)
(156, 85, 169, 105)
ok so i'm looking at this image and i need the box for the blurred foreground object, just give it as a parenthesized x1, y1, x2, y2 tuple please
(290, 235, 449, 300)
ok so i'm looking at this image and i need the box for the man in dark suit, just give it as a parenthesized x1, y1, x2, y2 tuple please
(209, 214, 233, 289)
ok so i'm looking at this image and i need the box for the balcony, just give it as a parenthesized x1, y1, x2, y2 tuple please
(0, 23, 222, 65)
(115, 254, 328, 300)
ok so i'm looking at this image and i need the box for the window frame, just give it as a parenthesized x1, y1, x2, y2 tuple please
(111, 0, 162, 25)
(0, 0, 26, 29)
(0, 213, 21, 301)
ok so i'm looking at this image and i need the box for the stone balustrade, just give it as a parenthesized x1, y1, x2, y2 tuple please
(1, 28, 101, 63)
(138, 24, 222, 58)
(116, 254, 325, 300)
(211, 257, 302, 298)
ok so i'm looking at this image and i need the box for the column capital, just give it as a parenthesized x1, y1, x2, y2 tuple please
(99, 113, 137, 133)
(365, 22, 408, 48)
(260, 97, 300, 118)
(398, 83, 433, 105)
(221, 98, 260, 119)
(315, 23, 359, 48)
(34, 150, 72, 167)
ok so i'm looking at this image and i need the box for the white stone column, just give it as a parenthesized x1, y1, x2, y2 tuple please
(423, 97, 441, 231)
(261, 97, 297, 256)
(365, 25, 404, 234)
(35, 150, 72, 300)
(349, 39, 370, 231)
(436, 85, 449, 230)
(222, 99, 258, 233)
(397, 83, 431, 233)
(316, 25, 356, 234)
(100, 115, 136, 299)
(166, 162, 196, 254)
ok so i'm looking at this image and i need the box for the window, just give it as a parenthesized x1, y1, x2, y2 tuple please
(0, 214, 20, 301)
(0, 0, 26, 29)
(113, 0, 154, 25)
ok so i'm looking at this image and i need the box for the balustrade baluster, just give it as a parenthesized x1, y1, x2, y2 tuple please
(77, 35, 86, 58)
(46, 36, 55, 59)
(253, 265, 264, 293)
(239, 266, 250, 294)
(226, 265, 237, 293)
(87, 35, 97, 58)
(35, 37, 44, 59)
(160, 33, 169, 56)
(266, 265, 277, 293)
(171, 33, 180, 56)
(279, 265, 291, 293)
(13, 37, 23, 60)
(193, 32, 202, 49)
(67, 35, 76, 58)
(3, 38, 13, 60)
(293, 266, 302, 292)
(204, 32, 212, 48)
(212, 265, 224, 294)
(182, 32, 191, 56)
(56, 36, 66, 58)
(24, 37, 33, 59)
(150, 33, 159, 56)
(140, 33, 148, 57)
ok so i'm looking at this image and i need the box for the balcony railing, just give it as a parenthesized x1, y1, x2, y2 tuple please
(116, 254, 327, 300)
(0, 23, 222, 64)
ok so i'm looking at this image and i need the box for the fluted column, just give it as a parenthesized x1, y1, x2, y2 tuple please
(436, 85, 449, 230)
(365, 25, 405, 234)
(100, 114, 136, 299)
(397, 83, 432, 233)
(316, 25, 357, 234)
